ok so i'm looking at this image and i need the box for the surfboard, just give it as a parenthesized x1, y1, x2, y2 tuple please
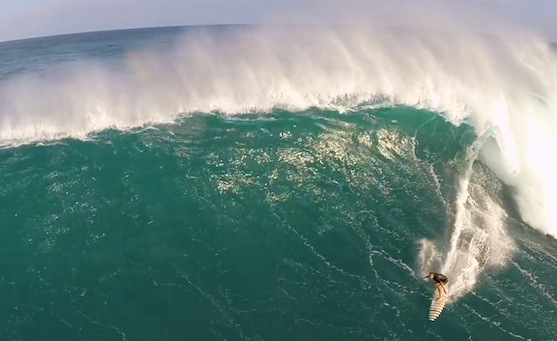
(428, 283, 449, 322)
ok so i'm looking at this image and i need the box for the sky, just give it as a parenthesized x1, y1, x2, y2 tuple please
(0, 0, 556, 42)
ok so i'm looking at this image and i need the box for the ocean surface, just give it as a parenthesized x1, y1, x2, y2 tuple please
(1, 24, 557, 341)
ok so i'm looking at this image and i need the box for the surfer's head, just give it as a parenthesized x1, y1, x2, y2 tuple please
(424, 272, 434, 279)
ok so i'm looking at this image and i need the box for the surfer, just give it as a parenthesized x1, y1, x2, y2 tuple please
(425, 272, 448, 300)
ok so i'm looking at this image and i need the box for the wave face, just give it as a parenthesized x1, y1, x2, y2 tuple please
(1, 18, 557, 240)
(0, 19, 557, 341)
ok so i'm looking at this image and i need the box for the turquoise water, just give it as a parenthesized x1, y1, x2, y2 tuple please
(0, 26, 557, 341)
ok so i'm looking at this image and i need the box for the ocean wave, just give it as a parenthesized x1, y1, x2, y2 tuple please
(0, 9, 556, 250)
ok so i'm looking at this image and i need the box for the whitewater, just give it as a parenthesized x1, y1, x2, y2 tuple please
(2, 10, 557, 236)
(0, 2, 557, 338)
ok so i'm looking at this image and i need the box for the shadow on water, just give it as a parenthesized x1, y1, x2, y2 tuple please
(500, 184, 522, 223)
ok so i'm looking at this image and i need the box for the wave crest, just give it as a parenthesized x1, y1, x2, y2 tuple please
(1, 5, 556, 238)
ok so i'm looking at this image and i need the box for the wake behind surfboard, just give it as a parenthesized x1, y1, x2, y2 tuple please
(428, 283, 449, 322)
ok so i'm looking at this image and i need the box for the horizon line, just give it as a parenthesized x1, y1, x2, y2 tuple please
(0, 23, 252, 45)
(1, 22, 556, 46)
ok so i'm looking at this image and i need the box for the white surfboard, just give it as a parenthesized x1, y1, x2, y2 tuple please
(428, 283, 449, 322)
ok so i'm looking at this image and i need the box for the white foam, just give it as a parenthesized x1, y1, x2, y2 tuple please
(0, 1, 556, 239)
(418, 139, 517, 303)
(443, 140, 517, 302)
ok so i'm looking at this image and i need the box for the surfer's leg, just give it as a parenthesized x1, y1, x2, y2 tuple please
(435, 283, 442, 300)
(439, 282, 447, 295)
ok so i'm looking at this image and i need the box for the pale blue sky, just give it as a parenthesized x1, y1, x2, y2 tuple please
(0, 0, 555, 42)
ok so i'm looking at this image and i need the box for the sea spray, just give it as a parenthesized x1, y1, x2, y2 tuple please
(418, 134, 517, 303)
(1, 5, 556, 237)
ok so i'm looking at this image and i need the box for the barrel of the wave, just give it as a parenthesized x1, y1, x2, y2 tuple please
(428, 283, 449, 321)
